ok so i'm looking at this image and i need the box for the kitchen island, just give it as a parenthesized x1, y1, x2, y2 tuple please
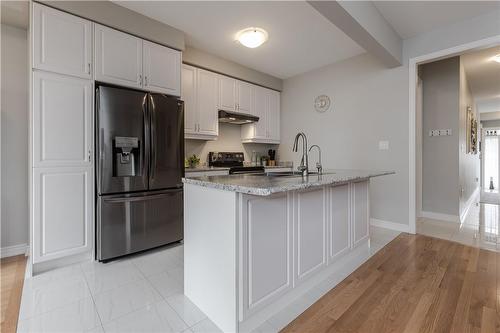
(183, 170, 393, 332)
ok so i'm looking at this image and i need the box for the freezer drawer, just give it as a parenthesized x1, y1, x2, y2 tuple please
(97, 189, 183, 261)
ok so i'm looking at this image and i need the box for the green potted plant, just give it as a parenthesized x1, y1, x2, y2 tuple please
(186, 154, 200, 168)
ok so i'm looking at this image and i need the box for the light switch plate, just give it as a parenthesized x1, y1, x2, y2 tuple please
(379, 141, 389, 150)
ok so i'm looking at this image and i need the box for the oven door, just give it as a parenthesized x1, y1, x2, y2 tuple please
(97, 189, 183, 261)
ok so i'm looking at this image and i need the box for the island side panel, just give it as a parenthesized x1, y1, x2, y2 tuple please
(184, 183, 238, 332)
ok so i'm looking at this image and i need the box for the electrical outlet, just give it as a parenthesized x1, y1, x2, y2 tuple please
(379, 141, 389, 150)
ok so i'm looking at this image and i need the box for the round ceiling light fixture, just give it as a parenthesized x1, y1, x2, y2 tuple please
(235, 27, 268, 48)
(492, 54, 500, 63)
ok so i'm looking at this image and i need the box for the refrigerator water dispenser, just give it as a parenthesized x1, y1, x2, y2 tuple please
(114, 136, 139, 177)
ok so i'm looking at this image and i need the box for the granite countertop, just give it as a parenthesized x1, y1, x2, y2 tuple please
(183, 169, 395, 196)
(184, 166, 230, 173)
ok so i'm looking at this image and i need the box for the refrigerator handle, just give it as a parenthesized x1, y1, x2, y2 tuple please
(143, 96, 150, 182)
(96, 87, 104, 194)
(149, 94, 157, 180)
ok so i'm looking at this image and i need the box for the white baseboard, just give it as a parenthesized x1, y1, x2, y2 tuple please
(460, 187, 479, 223)
(370, 218, 410, 232)
(1, 243, 28, 258)
(420, 211, 460, 223)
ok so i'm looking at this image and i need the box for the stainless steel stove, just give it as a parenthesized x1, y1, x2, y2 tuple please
(208, 152, 265, 175)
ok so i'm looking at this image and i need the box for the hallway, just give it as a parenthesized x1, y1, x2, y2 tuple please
(417, 202, 499, 252)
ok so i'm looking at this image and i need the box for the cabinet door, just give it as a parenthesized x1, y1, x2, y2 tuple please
(268, 90, 280, 142)
(294, 188, 327, 284)
(329, 185, 350, 262)
(241, 193, 292, 318)
(33, 3, 92, 79)
(94, 24, 143, 89)
(352, 181, 369, 246)
(33, 71, 93, 167)
(33, 167, 93, 263)
(181, 65, 198, 136)
(143, 41, 181, 96)
(197, 69, 219, 137)
(237, 81, 253, 114)
(252, 86, 268, 139)
(219, 76, 237, 112)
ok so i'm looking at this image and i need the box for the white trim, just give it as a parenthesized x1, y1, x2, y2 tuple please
(460, 187, 479, 223)
(420, 211, 460, 223)
(409, 35, 500, 236)
(370, 218, 409, 233)
(1, 243, 28, 258)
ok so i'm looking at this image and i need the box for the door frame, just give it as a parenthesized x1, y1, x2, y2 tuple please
(480, 127, 500, 204)
(409, 35, 500, 234)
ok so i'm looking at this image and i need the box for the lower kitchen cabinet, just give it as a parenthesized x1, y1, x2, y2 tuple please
(32, 167, 93, 263)
(329, 184, 351, 261)
(294, 188, 327, 284)
(241, 193, 292, 317)
(352, 181, 369, 247)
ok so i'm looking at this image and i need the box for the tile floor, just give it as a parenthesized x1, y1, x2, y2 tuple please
(417, 202, 500, 252)
(17, 226, 401, 333)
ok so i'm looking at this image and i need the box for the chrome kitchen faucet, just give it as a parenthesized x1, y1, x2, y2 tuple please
(293, 132, 309, 176)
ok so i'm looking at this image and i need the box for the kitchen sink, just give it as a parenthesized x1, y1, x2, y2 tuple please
(265, 171, 333, 177)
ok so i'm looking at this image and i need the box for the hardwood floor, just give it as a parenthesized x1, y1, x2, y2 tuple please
(281, 233, 499, 333)
(1, 255, 27, 333)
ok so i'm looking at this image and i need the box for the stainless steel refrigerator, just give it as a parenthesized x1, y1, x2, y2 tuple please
(96, 85, 184, 261)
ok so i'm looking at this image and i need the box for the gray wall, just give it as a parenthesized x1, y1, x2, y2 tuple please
(421, 57, 460, 216)
(481, 119, 500, 128)
(458, 57, 479, 216)
(1, 24, 29, 250)
(41, 0, 184, 50)
(183, 46, 282, 91)
(280, 53, 407, 225)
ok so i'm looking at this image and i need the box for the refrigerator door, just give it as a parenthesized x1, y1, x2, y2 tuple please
(97, 86, 149, 195)
(97, 189, 183, 261)
(148, 94, 184, 190)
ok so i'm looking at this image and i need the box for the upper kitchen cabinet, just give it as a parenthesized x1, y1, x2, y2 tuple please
(94, 24, 143, 89)
(182, 65, 198, 136)
(181, 64, 218, 140)
(32, 3, 92, 79)
(33, 71, 93, 168)
(95, 24, 181, 95)
(143, 40, 181, 96)
(241, 86, 281, 144)
(219, 76, 237, 112)
(237, 81, 253, 114)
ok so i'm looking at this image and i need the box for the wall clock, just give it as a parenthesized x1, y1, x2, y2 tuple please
(314, 95, 331, 113)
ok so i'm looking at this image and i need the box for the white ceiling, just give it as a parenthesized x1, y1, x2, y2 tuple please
(115, 1, 365, 79)
(462, 46, 500, 114)
(1, 1, 29, 29)
(374, 1, 500, 39)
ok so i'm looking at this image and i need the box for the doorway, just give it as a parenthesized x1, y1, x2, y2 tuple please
(481, 127, 500, 204)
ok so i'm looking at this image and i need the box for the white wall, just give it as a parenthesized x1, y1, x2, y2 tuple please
(185, 124, 278, 165)
(1, 24, 29, 251)
(280, 53, 408, 225)
(459, 57, 480, 215)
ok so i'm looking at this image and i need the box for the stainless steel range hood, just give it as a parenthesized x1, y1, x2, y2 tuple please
(218, 110, 259, 125)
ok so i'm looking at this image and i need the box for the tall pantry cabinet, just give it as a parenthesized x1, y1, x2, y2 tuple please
(30, 3, 94, 270)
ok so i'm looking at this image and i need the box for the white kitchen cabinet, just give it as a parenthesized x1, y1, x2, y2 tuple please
(352, 181, 370, 246)
(329, 184, 351, 262)
(32, 167, 93, 263)
(197, 69, 219, 136)
(294, 188, 327, 284)
(181, 65, 218, 140)
(182, 65, 198, 136)
(241, 193, 292, 317)
(94, 24, 143, 89)
(33, 71, 93, 168)
(143, 40, 181, 96)
(219, 76, 237, 112)
(32, 3, 92, 79)
(268, 90, 280, 142)
(237, 81, 253, 114)
(241, 86, 280, 144)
